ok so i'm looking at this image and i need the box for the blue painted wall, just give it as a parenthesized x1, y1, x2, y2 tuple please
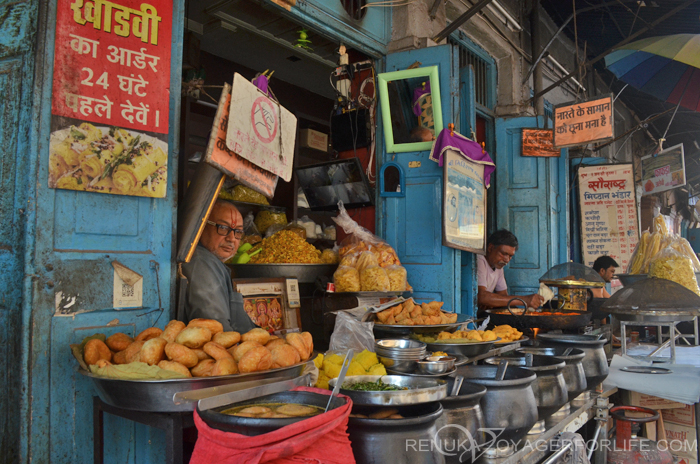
(0, 0, 40, 461)
(15, 0, 184, 461)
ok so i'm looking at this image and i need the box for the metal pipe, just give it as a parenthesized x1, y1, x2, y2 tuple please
(486, 1, 523, 31)
(432, 0, 495, 43)
(543, 442, 573, 464)
(429, 0, 442, 19)
(588, 421, 603, 461)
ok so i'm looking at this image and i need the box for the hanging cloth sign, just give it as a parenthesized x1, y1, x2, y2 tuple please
(429, 128, 495, 188)
(225, 73, 297, 182)
(48, 0, 172, 198)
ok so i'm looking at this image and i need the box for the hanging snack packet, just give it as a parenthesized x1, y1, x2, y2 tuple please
(627, 230, 650, 274)
(648, 246, 700, 295)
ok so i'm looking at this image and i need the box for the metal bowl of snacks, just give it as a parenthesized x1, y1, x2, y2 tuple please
(425, 339, 499, 357)
(329, 375, 448, 406)
(416, 356, 456, 375)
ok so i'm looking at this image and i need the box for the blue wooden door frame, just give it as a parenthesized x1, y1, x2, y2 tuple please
(18, 0, 184, 461)
(380, 45, 461, 312)
(494, 116, 569, 294)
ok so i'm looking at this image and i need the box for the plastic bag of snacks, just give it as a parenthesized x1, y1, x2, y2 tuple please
(386, 265, 407, 291)
(671, 236, 700, 272)
(626, 230, 650, 274)
(240, 212, 262, 246)
(648, 246, 700, 295)
(360, 265, 390, 292)
(339, 252, 360, 268)
(334, 266, 361, 292)
(333, 202, 400, 268)
(321, 249, 340, 264)
(255, 210, 287, 235)
(356, 251, 379, 275)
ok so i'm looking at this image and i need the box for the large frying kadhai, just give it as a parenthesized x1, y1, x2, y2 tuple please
(485, 298, 592, 331)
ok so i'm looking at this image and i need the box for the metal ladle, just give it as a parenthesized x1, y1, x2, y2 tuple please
(495, 360, 509, 381)
(325, 349, 353, 412)
(451, 375, 464, 396)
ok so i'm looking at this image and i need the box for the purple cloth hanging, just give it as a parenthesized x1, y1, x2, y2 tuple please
(252, 74, 269, 94)
(412, 81, 431, 117)
(429, 128, 496, 188)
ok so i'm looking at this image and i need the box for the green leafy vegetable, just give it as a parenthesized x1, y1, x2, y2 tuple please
(342, 379, 408, 391)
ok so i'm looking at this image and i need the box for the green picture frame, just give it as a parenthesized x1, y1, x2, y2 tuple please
(377, 65, 443, 153)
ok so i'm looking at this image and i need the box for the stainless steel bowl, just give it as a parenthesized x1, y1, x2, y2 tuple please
(378, 356, 418, 373)
(426, 339, 498, 357)
(376, 339, 427, 351)
(416, 357, 455, 375)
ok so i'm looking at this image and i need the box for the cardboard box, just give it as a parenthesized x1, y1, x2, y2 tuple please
(299, 129, 328, 152)
(629, 391, 686, 410)
(663, 422, 699, 461)
(664, 405, 697, 427)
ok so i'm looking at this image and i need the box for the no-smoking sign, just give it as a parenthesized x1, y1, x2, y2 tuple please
(225, 72, 297, 182)
(251, 96, 278, 143)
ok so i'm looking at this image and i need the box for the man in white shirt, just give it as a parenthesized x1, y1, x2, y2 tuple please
(477, 230, 545, 310)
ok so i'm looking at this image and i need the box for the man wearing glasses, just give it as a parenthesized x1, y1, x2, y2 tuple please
(180, 201, 258, 332)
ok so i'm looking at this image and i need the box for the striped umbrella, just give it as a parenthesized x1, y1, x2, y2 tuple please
(605, 34, 700, 112)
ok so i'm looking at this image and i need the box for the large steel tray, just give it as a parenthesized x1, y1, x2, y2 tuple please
(372, 313, 472, 336)
(228, 263, 337, 284)
(80, 360, 314, 412)
(328, 375, 447, 406)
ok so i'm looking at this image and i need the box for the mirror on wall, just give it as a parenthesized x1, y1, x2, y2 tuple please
(377, 65, 443, 153)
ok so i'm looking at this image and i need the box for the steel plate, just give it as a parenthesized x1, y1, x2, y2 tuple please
(329, 375, 448, 406)
(620, 366, 673, 374)
(609, 309, 698, 323)
(372, 313, 472, 336)
(540, 279, 605, 288)
(386, 367, 457, 378)
(80, 360, 314, 412)
(494, 336, 530, 346)
(425, 339, 498, 357)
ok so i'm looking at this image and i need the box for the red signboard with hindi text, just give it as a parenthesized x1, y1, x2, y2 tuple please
(49, 0, 172, 198)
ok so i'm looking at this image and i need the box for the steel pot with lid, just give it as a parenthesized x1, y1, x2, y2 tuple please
(454, 365, 538, 444)
(516, 347, 588, 401)
(436, 381, 487, 464)
(483, 355, 567, 421)
(536, 334, 609, 388)
(348, 402, 446, 464)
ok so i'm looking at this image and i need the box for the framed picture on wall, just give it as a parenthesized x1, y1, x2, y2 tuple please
(442, 149, 487, 254)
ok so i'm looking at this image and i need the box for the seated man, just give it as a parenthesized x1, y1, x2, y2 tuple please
(591, 255, 619, 298)
(180, 200, 258, 332)
(477, 230, 546, 310)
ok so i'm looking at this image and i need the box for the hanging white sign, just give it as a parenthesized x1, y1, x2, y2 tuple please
(225, 73, 297, 182)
